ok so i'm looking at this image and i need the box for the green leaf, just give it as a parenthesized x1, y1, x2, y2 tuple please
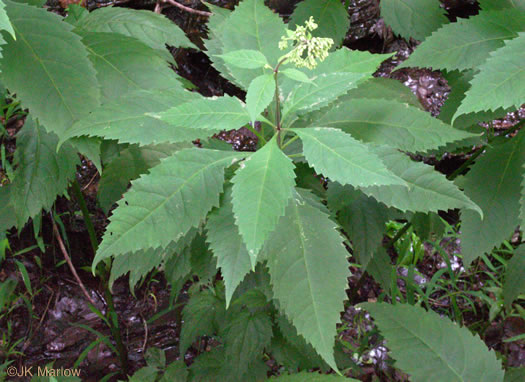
(504, 368, 525, 382)
(460, 133, 525, 267)
(346, 77, 422, 108)
(231, 136, 296, 256)
(0, 0, 15, 39)
(365, 246, 393, 293)
(289, 0, 349, 46)
(361, 302, 504, 382)
(265, 189, 350, 371)
(73, 5, 196, 62)
(214, 0, 287, 89)
(478, 0, 525, 11)
(280, 68, 314, 84)
(0, 0, 99, 137)
(0, 186, 15, 232)
(180, 289, 225, 355)
(217, 49, 269, 69)
(401, 9, 525, 71)
(206, 189, 252, 307)
(78, 32, 184, 102)
(98, 143, 189, 213)
(93, 149, 246, 269)
(160, 360, 188, 382)
(292, 127, 406, 187)
(246, 73, 275, 123)
(59, 89, 203, 147)
(270, 371, 358, 381)
(223, 310, 272, 377)
(11, 119, 79, 228)
(302, 98, 477, 153)
(380, 0, 448, 41)
(283, 72, 367, 126)
(155, 95, 251, 132)
(504, 246, 525, 309)
(454, 33, 525, 119)
(359, 146, 481, 215)
(327, 183, 391, 268)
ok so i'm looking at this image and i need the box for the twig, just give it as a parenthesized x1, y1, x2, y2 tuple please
(160, 0, 211, 16)
(52, 217, 97, 307)
(81, 172, 98, 192)
(140, 313, 149, 353)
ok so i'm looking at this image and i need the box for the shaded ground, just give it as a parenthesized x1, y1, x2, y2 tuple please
(1, 0, 524, 380)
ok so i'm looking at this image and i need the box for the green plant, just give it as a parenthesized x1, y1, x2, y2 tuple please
(0, 0, 524, 380)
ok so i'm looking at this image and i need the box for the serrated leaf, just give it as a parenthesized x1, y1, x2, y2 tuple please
(454, 33, 525, 119)
(215, 0, 287, 89)
(93, 149, 246, 269)
(11, 119, 79, 228)
(265, 189, 350, 371)
(231, 136, 296, 256)
(206, 189, 252, 307)
(73, 5, 196, 62)
(223, 310, 273, 377)
(59, 89, 204, 147)
(161, 360, 188, 382)
(361, 302, 504, 382)
(359, 146, 481, 215)
(217, 49, 269, 69)
(270, 371, 357, 381)
(289, 0, 349, 46)
(345, 77, 422, 108)
(78, 32, 184, 102)
(180, 289, 226, 355)
(460, 133, 525, 267)
(98, 143, 190, 213)
(292, 127, 406, 187)
(327, 182, 391, 268)
(281, 68, 314, 84)
(478, 0, 525, 11)
(503, 246, 525, 309)
(365, 246, 393, 293)
(401, 9, 525, 71)
(0, 0, 99, 137)
(155, 95, 251, 132)
(303, 98, 477, 152)
(246, 73, 275, 123)
(380, 0, 448, 41)
(283, 72, 367, 127)
(0, 0, 15, 39)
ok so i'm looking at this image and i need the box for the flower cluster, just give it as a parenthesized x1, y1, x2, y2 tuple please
(278, 16, 334, 69)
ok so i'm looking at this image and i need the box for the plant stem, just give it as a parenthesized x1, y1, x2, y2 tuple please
(447, 146, 485, 181)
(281, 135, 300, 150)
(273, 57, 287, 147)
(71, 179, 98, 253)
(388, 222, 412, 248)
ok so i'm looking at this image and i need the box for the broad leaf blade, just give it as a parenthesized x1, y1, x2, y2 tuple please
(59, 89, 204, 146)
(454, 33, 525, 119)
(401, 9, 525, 71)
(0, 186, 16, 232)
(0, 0, 14, 39)
(231, 136, 296, 256)
(361, 303, 504, 382)
(460, 133, 525, 267)
(93, 149, 246, 269)
(289, 0, 349, 46)
(98, 143, 189, 213)
(0, 0, 99, 137)
(79, 32, 184, 102)
(246, 73, 275, 124)
(266, 189, 350, 371)
(360, 146, 481, 215)
(283, 72, 366, 126)
(293, 127, 406, 187)
(11, 119, 79, 228)
(380, 0, 448, 41)
(74, 5, 196, 60)
(155, 95, 251, 132)
(503, 246, 525, 310)
(217, 49, 269, 69)
(216, 0, 287, 89)
(271, 372, 358, 381)
(304, 98, 477, 152)
(206, 189, 252, 307)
